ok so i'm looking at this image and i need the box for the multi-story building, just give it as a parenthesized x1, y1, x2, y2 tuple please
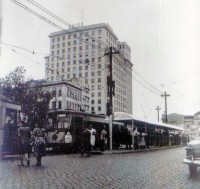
(27, 79, 90, 112)
(167, 112, 200, 140)
(45, 23, 133, 115)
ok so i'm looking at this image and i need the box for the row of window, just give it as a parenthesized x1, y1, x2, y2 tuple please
(51, 51, 102, 61)
(46, 57, 102, 69)
(51, 30, 102, 43)
(52, 40, 102, 49)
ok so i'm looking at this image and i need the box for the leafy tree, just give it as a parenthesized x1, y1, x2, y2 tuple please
(0, 66, 53, 129)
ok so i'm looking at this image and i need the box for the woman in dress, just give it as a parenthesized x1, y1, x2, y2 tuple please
(32, 123, 46, 166)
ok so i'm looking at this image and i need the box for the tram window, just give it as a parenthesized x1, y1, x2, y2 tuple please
(58, 117, 70, 129)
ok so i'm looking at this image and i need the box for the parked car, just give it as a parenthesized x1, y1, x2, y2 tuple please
(183, 133, 200, 174)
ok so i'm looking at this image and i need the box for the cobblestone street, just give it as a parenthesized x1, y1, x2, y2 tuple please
(0, 147, 200, 189)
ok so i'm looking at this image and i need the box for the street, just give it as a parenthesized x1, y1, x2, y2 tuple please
(0, 147, 199, 189)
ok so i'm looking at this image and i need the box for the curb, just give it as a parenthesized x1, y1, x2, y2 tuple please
(101, 145, 185, 155)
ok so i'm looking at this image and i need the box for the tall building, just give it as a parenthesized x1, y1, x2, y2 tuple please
(45, 23, 133, 115)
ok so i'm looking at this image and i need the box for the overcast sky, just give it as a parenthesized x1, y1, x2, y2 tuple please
(1, 0, 200, 121)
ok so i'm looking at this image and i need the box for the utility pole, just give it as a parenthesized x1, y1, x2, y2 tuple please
(155, 105, 161, 122)
(104, 47, 119, 150)
(161, 91, 170, 123)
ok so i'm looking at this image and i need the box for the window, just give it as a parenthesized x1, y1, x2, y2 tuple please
(91, 100, 94, 104)
(52, 45, 55, 49)
(68, 41, 71, 46)
(58, 101, 62, 109)
(52, 101, 56, 110)
(98, 78, 101, 83)
(98, 107, 101, 111)
(98, 99, 101, 104)
(98, 92, 101, 97)
(57, 37, 60, 42)
(59, 90, 62, 96)
(85, 66, 88, 70)
(67, 61, 70, 65)
(52, 38, 55, 43)
(63, 36, 65, 40)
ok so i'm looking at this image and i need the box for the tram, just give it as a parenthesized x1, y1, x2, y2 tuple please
(46, 110, 124, 152)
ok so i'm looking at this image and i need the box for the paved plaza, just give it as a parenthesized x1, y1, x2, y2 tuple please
(0, 147, 200, 189)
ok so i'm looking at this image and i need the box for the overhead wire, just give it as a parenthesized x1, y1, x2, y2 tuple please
(26, 0, 109, 49)
(10, 0, 106, 52)
(10, 0, 164, 99)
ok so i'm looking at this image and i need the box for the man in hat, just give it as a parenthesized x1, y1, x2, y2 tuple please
(18, 119, 31, 166)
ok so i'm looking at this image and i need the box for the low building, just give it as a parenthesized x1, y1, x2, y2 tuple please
(28, 79, 90, 113)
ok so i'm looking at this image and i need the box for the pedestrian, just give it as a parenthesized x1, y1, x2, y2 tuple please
(90, 125, 96, 150)
(32, 123, 46, 166)
(100, 126, 107, 151)
(18, 119, 31, 166)
(81, 126, 91, 157)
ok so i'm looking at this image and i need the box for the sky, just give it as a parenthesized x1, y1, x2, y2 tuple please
(0, 0, 200, 121)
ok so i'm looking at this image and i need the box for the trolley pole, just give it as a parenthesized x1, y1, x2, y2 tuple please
(104, 47, 119, 150)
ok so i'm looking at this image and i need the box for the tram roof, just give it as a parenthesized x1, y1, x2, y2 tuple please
(113, 112, 184, 131)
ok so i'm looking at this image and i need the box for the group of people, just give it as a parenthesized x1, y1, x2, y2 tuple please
(18, 120, 46, 167)
(81, 125, 107, 157)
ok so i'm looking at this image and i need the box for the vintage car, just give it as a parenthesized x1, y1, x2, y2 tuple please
(183, 135, 200, 174)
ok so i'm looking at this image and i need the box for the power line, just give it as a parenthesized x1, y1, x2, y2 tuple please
(10, 0, 105, 52)
(132, 75, 161, 96)
(26, 0, 109, 49)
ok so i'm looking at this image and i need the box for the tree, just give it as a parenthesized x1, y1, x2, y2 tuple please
(0, 66, 53, 129)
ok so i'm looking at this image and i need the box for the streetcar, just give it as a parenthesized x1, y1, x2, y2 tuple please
(45, 110, 124, 152)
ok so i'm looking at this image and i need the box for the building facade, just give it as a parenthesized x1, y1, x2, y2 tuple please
(45, 23, 133, 115)
(167, 112, 200, 140)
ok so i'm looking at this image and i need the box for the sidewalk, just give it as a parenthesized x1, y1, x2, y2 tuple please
(100, 145, 185, 155)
